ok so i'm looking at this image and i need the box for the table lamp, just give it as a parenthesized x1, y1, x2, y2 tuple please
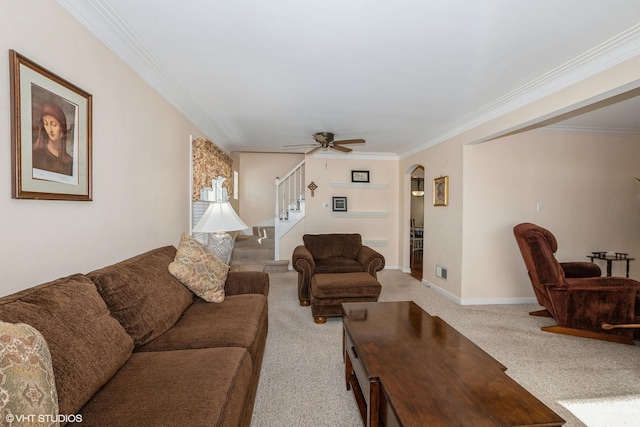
(192, 177, 248, 264)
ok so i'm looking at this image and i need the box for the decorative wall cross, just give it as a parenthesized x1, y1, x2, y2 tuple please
(307, 181, 318, 197)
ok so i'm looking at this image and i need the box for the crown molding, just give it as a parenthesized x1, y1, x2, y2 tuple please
(400, 23, 640, 158)
(56, 1, 640, 158)
(534, 125, 640, 136)
(56, 0, 233, 150)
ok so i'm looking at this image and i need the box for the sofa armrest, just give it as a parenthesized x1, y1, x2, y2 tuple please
(291, 245, 315, 303)
(292, 245, 315, 274)
(356, 246, 385, 276)
(224, 271, 269, 296)
(560, 261, 601, 278)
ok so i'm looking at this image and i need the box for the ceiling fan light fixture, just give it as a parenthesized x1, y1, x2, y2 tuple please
(412, 190, 425, 197)
(283, 131, 364, 154)
(313, 132, 334, 144)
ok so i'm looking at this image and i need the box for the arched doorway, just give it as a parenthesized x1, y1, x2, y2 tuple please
(409, 166, 424, 280)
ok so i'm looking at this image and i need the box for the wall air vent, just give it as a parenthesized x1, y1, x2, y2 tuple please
(436, 265, 448, 281)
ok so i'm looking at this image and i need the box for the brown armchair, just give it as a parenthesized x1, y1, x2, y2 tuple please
(513, 223, 640, 344)
(292, 233, 385, 306)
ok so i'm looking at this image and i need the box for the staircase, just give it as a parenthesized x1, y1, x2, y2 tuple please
(230, 226, 289, 273)
(274, 160, 306, 257)
(230, 159, 306, 272)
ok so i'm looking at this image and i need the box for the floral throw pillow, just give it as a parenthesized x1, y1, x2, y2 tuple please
(168, 233, 229, 303)
(0, 322, 59, 427)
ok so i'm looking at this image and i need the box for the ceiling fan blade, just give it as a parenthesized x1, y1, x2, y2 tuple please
(334, 139, 365, 145)
(306, 146, 323, 155)
(331, 144, 352, 153)
(282, 144, 317, 147)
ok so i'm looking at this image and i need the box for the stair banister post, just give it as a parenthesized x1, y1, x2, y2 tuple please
(299, 165, 303, 201)
(274, 176, 281, 260)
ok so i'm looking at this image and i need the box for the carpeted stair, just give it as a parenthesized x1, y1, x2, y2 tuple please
(230, 226, 289, 273)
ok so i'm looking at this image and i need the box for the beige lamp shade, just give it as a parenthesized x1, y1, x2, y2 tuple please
(192, 202, 248, 264)
(192, 201, 248, 233)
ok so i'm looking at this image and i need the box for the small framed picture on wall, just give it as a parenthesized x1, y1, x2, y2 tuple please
(433, 176, 448, 206)
(351, 170, 370, 183)
(332, 196, 347, 212)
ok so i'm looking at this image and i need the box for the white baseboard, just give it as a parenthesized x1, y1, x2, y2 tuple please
(285, 267, 537, 305)
(423, 279, 537, 305)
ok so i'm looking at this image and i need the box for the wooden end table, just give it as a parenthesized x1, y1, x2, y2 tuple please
(587, 252, 634, 277)
(342, 301, 565, 426)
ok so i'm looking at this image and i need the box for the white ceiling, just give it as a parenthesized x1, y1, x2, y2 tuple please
(57, 0, 640, 156)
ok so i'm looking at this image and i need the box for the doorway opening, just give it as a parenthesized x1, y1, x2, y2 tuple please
(410, 166, 424, 280)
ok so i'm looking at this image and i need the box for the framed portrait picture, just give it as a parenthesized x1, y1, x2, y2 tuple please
(9, 50, 93, 201)
(433, 176, 448, 206)
(332, 196, 348, 212)
(351, 170, 370, 183)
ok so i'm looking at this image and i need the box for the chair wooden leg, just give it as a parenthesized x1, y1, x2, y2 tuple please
(541, 325, 635, 345)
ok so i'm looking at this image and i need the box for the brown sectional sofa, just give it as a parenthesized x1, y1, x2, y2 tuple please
(0, 245, 268, 426)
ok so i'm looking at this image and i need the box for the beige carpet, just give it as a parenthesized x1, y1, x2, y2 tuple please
(559, 395, 640, 426)
(250, 270, 640, 427)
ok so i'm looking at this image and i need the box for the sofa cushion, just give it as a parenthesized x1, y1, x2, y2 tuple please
(78, 348, 253, 427)
(0, 274, 133, 417)
(303, 233, 362, 259)
(136, 294, 268, 362)
(168, 233, 228, 303)
(311, 272, 381, 299)
(88, 246, 195, 347)
(0, 322, 59, 425)
(315, 258, 365, 274)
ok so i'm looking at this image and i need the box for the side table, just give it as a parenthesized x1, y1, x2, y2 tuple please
(587, 252, 634, 278)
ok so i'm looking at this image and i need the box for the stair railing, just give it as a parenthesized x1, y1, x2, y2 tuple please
(274, 159, 305, 258)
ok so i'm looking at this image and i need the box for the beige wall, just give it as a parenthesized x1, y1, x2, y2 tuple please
(401, 140, 464, 297)
(1, 1, 204, 294)
(234, 152, 305, 228)
(234, 152, 399, 268)
(301, 153, 400, 268)
(398, 54, 640, 303)
(462, 131, 640, 302)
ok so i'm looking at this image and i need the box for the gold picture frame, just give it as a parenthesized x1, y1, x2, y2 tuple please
(10, 50, 93, 201)
(433, 176, 448, 206)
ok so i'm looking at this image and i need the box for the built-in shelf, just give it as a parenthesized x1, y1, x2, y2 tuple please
(331, 211, 389, 218)
(331, 182, 388, 189)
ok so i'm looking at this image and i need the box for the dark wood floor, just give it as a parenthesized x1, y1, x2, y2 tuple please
(410, 250, 423, 280)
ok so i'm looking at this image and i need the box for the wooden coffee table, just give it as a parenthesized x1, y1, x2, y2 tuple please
(342, 301, 565, 426)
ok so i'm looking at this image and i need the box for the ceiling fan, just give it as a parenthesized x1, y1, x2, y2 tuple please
(283, 132, 365, 154)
